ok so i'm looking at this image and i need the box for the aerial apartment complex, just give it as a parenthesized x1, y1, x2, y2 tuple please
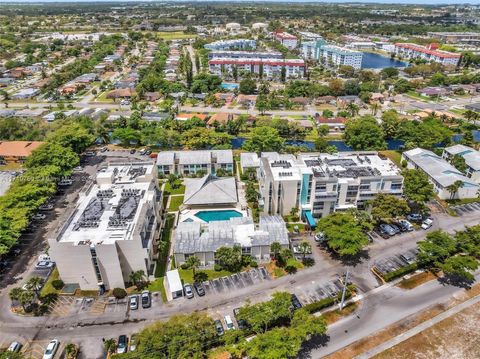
(156, 150, 234, 176)
(302, 40, 363, 69)
(427, 32, 480, 44)
(49, 163, 162, 291)
(273, 31, 298, 50)
(204, 39, 256, 51)
(207, 50, 283, 60)
(256, 152, 403, 225)
(208, 58, 305, 79)
(394, 43, 461, 66)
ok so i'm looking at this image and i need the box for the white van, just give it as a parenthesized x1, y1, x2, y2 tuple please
(224, 315, 235, 330)
(38, 254, 51, 262)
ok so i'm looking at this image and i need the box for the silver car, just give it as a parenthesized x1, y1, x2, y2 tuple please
(184, 283, 194, 299)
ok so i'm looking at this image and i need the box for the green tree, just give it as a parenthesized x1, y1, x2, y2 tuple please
(245, 327, 302, 359)
(111, 127, 141, 147)
(104, 338, 116, 354)
(298, 241, 312, 262)
(193, 271, 208, 283)
(381, 110, 403, 138)
(185, 255, 201, 277)
(270, 241, 282, 261)
(346, 102, 360, 117)
(440, 255, 479, 282)
(25, 143, 79, 177)
(455, 225, 480, 258)
(317, 212, 369, 256)
(239, 77, 256, 95)
(25, 276, 44, 299)
(369, 194, 409, 221)
(47, 121, 95, 153)
(380, 67, 399, 79)
(215, 245, 243, 272)
(344, 116, 386, 150)
(417, 230, 457, 270)
(243, 127, 285, 153)
(450, 155, 468, 174)
(402, 169, 434, 205)
(112, 288, 127, 299)
(129, 270, 146, 289)
(446, 180, 464, 200)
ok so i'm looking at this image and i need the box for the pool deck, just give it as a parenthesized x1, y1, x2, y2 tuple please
(179, 207, 248, 224)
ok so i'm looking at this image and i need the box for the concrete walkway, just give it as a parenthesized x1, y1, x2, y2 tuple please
(356, 293, 480, 359)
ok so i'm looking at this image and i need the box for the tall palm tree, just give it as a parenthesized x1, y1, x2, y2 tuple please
(346, 102, 360, 117)
(298, 241, 312, 262)
(370, 102, 380, 116)
(129, 270, 146, 289)
(464, 110, 479, 124)
(26, 276, 44, 299)
(270, 242, 282, 260)
(446, 180, 464, 200)
(185, 255, 201, 277)
(17, 290, 35, 312)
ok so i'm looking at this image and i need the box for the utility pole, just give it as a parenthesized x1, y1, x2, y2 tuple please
(339, 270, 349, 310)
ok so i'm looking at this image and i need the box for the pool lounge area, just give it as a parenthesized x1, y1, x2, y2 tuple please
(180, 208, 247, 224)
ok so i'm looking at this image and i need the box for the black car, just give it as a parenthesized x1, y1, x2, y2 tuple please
(233, 308, 248, 330)
(214, 319, 224, 336)
(194, 282, 205, 296)
(291, 294, 302, 310)
(116, 335, 128, 354)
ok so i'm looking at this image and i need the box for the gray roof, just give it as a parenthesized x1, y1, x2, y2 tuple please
(156, 151, 175, 166)
(184, 175, 237, 206)
(465, 102, 480, 111)
(174, 215, 288, 254)
(444, 144, 480, 171)
(403, 148, 478, 188)
(155, 150, 233, 166)
(240, 152, 260, 169)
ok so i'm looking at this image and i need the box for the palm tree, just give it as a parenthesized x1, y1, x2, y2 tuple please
(370, 102, 380, 116)
(446, 180, 464, 200)
(17, 290, 35, 312)
(9, 287, 23, 302)
(298, 241, 312, 262)
(463, 110, 478, 124)
(270, 241, 282, 260)
(129, 270, 146, 289)
(346, 102, 360, 117)
(25, 276, 44, 299)
(104, 338, 116, 354)
(185, 255, 201, 277)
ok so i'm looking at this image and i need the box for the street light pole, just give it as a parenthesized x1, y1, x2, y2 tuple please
(339, 270, 349, 310)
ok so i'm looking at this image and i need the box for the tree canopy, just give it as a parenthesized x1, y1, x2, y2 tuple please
(243, 127, 285, 153)
(344, 116, 386, 150)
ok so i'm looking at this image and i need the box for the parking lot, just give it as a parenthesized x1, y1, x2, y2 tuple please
(201, 268, 271, 296)
(372, 248, 418, 280)
(293, 277, 346, 306)
(450, 202, 480, 216)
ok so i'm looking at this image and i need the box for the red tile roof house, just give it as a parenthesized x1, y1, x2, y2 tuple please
(175, 113, 208, 122)
(144, 92, 161, 102)
(106, 88, 135, 99)
(315, 115, 347, 131)
(207, 112, 235, 127)
(0, 141, 44, 164)
(236, 94, 257, 106)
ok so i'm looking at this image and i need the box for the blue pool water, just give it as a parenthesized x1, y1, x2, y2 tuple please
(361, 52, 407, 69)
(195, 210, 243, 222)
(221, 83, 239, 90)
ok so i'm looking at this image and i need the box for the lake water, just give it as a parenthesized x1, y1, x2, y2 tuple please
(361, 52, 407, 69)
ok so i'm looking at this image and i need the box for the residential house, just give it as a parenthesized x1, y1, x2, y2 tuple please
(0, 141, 44, 164)
(175, 113, 208, 122)
(443, 144, 480, 183)
(106, 88, 135, 99)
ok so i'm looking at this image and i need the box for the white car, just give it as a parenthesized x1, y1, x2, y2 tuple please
(33, 213, 47, 220)
(7, 341, 21, 353)
(224, 315, 235, 330)
(43, 339, 59, 359)
(35, 261, 55, 270)
(421, 218, 433, 230)
(314, 232, 326, 242)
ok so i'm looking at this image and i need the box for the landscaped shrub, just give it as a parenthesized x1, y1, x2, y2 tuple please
(383, 263, 418, 282)
(303, 297, 336, 313)
(180, 263, 190, 270)
(302, 258, 315, 267)
(112, 288, 127, 299)
(214, 264, 223, 271)
(250, 261, 258, 268)
(52, 279, 64, 290)
(285, 265, 297, 274)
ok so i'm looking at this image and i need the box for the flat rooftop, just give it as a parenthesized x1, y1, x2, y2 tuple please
(57, 163, 156, 245)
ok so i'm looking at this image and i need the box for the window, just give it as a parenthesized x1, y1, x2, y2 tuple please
(391, 183, 402, 190)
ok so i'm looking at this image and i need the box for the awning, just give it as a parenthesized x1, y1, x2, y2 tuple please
(304, 210, 317, 228)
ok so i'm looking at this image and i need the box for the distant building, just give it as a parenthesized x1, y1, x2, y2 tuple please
(204, 39, 256, 51)
(156, 150, 234, 176)
(443, 144, 480, 183)
(0, 141, 44, 164)
(302, 41, 363, 69)
(394, 43, 461, 66)
(207, 50, 283, 60)
(402, 148, 478, 200)
(427, 32, 480, 43)
(208, 58, 305, 79)
(183, 174, 238, 207)
(298, 31, 324, 42)
(273, 31, 298, 49)
(11, 88, 40, 99)
(49, 163, 162, 291)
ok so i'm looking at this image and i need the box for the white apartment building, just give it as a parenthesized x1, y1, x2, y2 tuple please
(394, 43, 461, 66)
(301, 41, 363, 69)
(442, 144, 480, 183)
(402, 148, 479, 200)
(298, 31, 324, 42)
(174, 216, 289, 267)
(156, 150, 234, 176)
(204, 39, 256, 51)
(208, 58, 305, 79)
(48, 163, 162, 291)
(273, 31, 298, 49)
(207, 50, 283, 60)
(258, 152, 403, 225)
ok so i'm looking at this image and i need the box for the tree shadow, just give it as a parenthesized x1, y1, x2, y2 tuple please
(297, 334, 330, 358)
(330, 249, 371, 267)
(437, 274, 474, 289)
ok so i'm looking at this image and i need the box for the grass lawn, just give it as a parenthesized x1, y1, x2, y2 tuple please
(379, 150, 403, 167)
(178, 268, 233, 283)
(446, 197, 480, 205)
(397, 271, 437, 290)
(286, 223, 306, 233)
(147, 277, 167, 302)
(405, 91, 432, 102)
(0, 162, 23, 171)
(168, 195, 184, 212)
(156, 31, 197, 40)
(286, 258, 304, 270)
(164, 180, 185, 195)
(323, 302, 359, 325)
(155, 213, 175, 278)
(40, 268, 61, 297)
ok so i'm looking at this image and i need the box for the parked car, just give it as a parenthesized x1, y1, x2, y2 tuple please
(214, 319, 224, 336)
(224, 315, 235, 330)
(100, 146, 108, 152)
(32, 213, 46, 220)
(129, 335, 137, 352)
(73, 166, 83, 172)
(129, 295, 139, 310)
(421, 218, 433, 230)
(116, 335, 128, 354)
(233, 308, 248, 330)
(7, 341, 21, 353)
(184, 283, 194, 299)
(129, 149, 136, 154)
(38, 204, 54, 211)
(35, 261, 55, 270)
(293, 245, 312, 254)
(58, 179, 73, 186)
(141, 290, 151, 308)
(379, 224, 396, 237)
(398, 219, 414, 232)
(84, 151, 96, 157)
(139, 148, 147, 155)
(194, 282, 205, 296)
(407, 213, 423, 223)
(389, 224, 401, 234)
(291, 294, 302, 310)
(366, 231, 375, 243)
(42, 339, 59, 359)
(314, 232, 326, 242)
(145, 150, 152, 155)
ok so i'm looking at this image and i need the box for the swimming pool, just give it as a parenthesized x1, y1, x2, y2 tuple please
(195, 210, 243, 222)
(221, 83, 239, 90)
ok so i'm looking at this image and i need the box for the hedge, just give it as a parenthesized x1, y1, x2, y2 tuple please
(303, 286, 354, 314)
(383, 263, 418, 282)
